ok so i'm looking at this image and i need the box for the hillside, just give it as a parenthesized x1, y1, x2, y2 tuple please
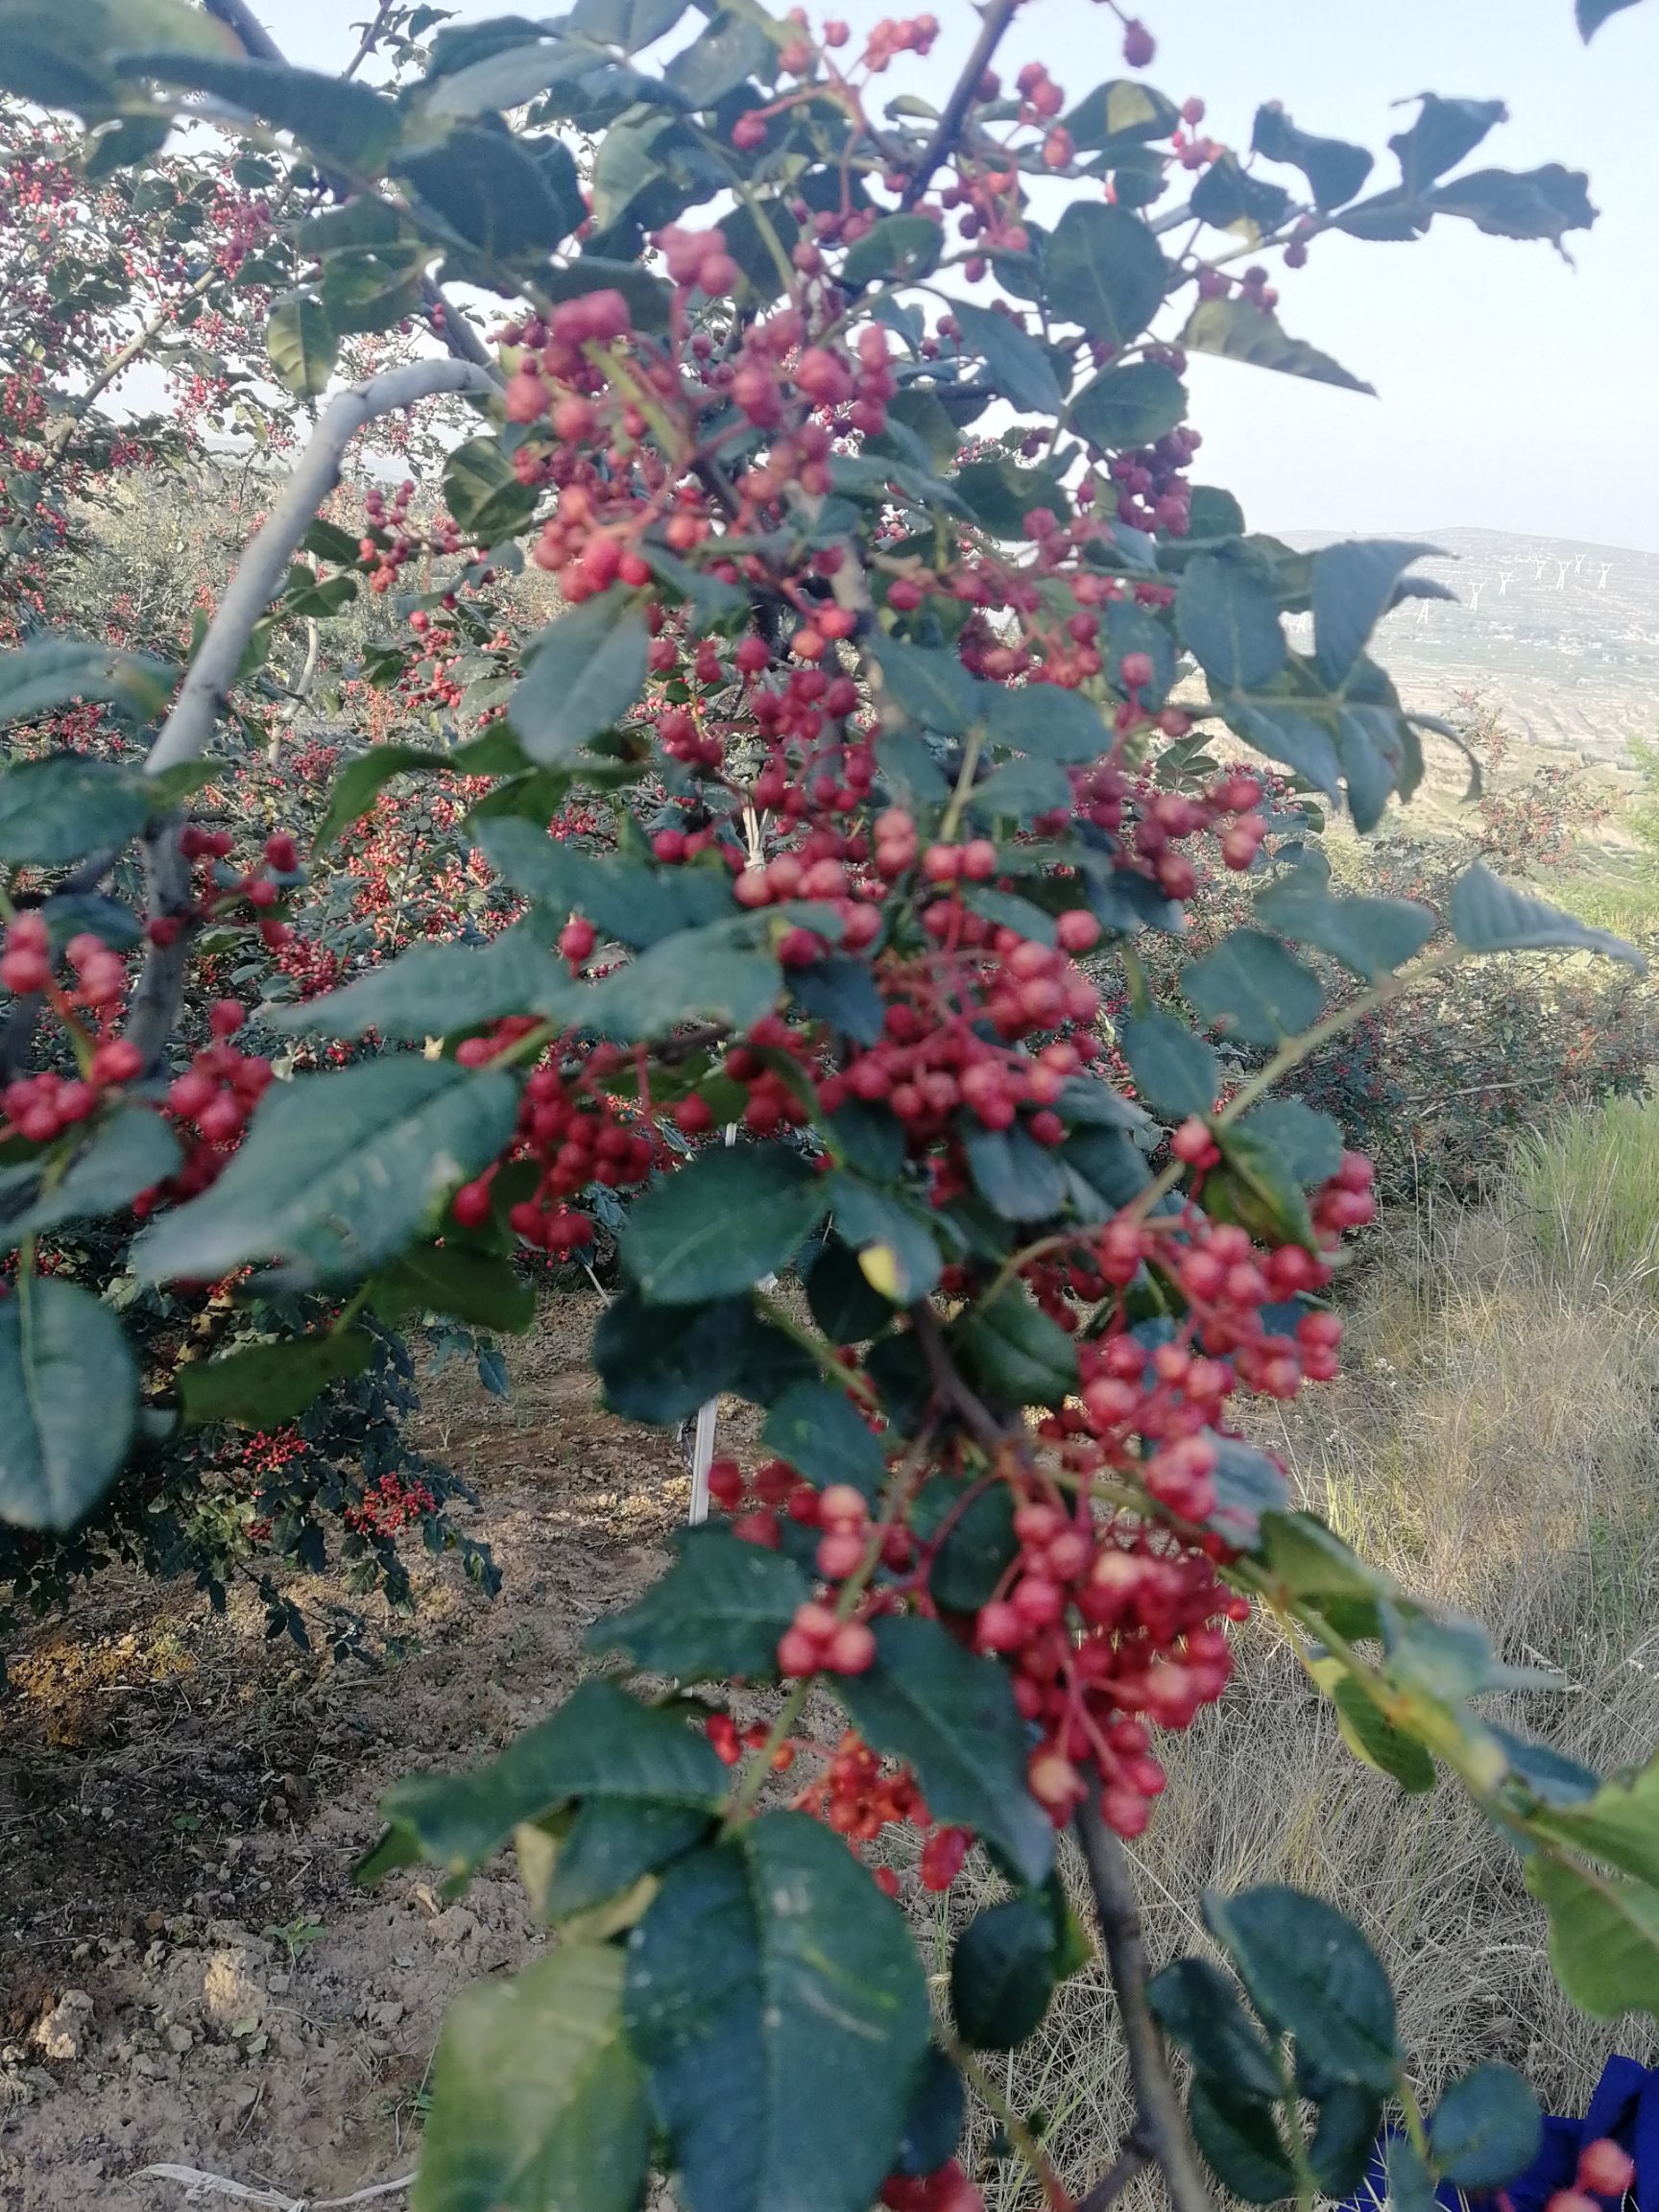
(1283, 527, 1659, 758)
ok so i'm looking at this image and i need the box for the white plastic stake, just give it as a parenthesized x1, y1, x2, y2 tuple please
(687, 1123, 741, 1524)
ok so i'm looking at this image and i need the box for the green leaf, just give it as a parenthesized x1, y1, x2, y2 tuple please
(589, 1526, 810, 1680)
(266, 288, 337, 397)
(542, 253, 674, 334)
(1177, 553, 1286, 689)
(1311, 540, 1439, 686)
(373, 1244, 536, 1333)
(1183, 929, 1323, 1046)
(444, 436, 537, 543)
(960, 1120, 1067, 1223)
(950, 1897, 1056, 2049)
(1527, 1853, 1659, 2021)
(622, 1146, 828, 1304)
(414, 1942, 649, 2212)
(1531, 1749, 1659, 1885)
(0, 1278, 136, 1532)
(950, 1286, 1079, 1409)
(827, 1174, 943, 1305)
(986, 683, 1110, 764)
(279, 932, 569, 1043)
(1310, 1659, 1435, 1792)
(1147, 1958, 1282, 2101)
(1309, 2084, 1384, 2199)
(310, 743, 449, 852)
(133, 1059, 520, 1290)
(397, 128, 575, 259)
(1045, 202, 1168, 346)
(1064, 78, 1179, 152)
(1189, 2079, 1299, 2204)
(373, 1679, 723, 1884)
(761, 1381, 887, 1500)
(838, 1617, 1054, 1887)
(895, 2049, 966, 2178)
(1448, 860, 1643, 966)
(570, 0, 689, 48)
(1252, 105, 1373, 210)
(1190, 156, 1293, 239)
(1234, 1099, 1342, 1188)
(1428, 164, 1597, 246)
(0, 753, 152, 867)
(588, 926, 781, 1043)
(842, 214, 944, 288)
(119, 49, 399, 169)
(875, 639, 978, 736)
(1122, 1011, 1217, 1119)
(1179, 297, 1375, 394)
(594, 1289, 755, 1423)
(532, 1798, 711, 1922)
(1202, 1885, 1399, 2091)
(951, 301, 1064, 415)
(0, 636, 173, 728)
(664, 10, 775, 107)
(1429, 2063, 1542, 2190)
(805, 1235, 893, 1346)
(511, 592, 651, 761)
(0, 1109, 179, 1250)
(1206, 1433, 1292, 1551)
(1579, 0, 1645, 36)
(1388, 94, 1507, 194)
(790, 955, 886, 1045)
(625, 1811, 930, 2212)
(1070, 360, 1187, 450)
(479, 818, 734, 948)
(1254, 878, 1434, 981)
(179, 1332, 374, 1428)
(915, 1477, 1017, 1614)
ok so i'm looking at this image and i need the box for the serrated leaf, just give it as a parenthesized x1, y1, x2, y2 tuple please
(0, 1279, 136, 1531)
(587, 926, 781, 1042)
(0, 637, 174, 729)
(837, 1616, 1054, 1886)
(1122, 1011, 1217, 1119)
(1180, 296, 1375, 394)
(1070, 360, 1187, 449)
(179, 1332, 374, 1428)
(310, 743, 448, 852)
(593, 1289, 754, 1424)
(761, 1381, 887, 1500)
(115, 51, 401, 171)
(372, 1679, 723, 1885)
(624, 1812, 930, 2212)
(1312, 540, 1440, 686)
(1234, 1099, 1342, 1188)
(1578, 0, 1644, 36)
(664, 10, 775, 107)
(0, 753, 152, 867)
(842, 214, 944, 288)
(1252, 104, 1374, 209)
(622, 1146, 828, 1304)
(985, 683, 1110, 764)
(1527, 1853, 1659, 2021)
(267, 289, 337, 397)
(1045, 201, 1168, 346)
(589, 1525, 810, 1679)
(133, 1059, 520, 1290)
(960, 1119, 1068, 1223)
(1429, 2063, 1542, 2190)
(1310, 1658, 1435, 1792)
(1388, 94, 1507, 194)
(1147, 1958, 1282, 2101)
(444, 436, 536, 543)
(1254, 878, 1434, 981)
(875, 639, 978, 736)
(1448, 860, 1643, 966)
(828, 1174, 943, 1305)
(510, 591, 650, 761)
(374, 1244, 536, 1333)
(1177, 554, 1286, 690)
(951, 300, 1063, 415)
(413, 1943, 651, 2212)
(1183, 929, 1323, 1045)
(278, 931, 570, 1043)
(1203, 1885, 1399, 2090)
(397, 127, 576, 259)
(950, 1286, 1078, 1409)
(0, 1109, 179, 1251)
(950, 1897, 1055, 2049)
(1189, 2079, 1299, 2204)
(1530, 1748, 1659, 1885)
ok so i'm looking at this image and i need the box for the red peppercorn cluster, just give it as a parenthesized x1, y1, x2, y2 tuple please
(159, 1000, 276, 1198)
(0, 915, 148, 1141)
(1547, 2137, 1637, 2212)
(451, 1051, 661, 1253)
(344, 1471, 438, 1538)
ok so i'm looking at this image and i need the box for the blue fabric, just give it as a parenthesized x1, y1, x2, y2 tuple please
(1339, 2057, 1659, 2212)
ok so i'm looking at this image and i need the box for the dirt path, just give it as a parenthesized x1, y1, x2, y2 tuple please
(0, 1301, 688, 2210)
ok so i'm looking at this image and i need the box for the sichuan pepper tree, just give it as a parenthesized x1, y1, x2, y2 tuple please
(4, 0, 1659, 2207)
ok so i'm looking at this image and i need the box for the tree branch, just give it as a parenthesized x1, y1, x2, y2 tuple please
(1073, 2136, 1153, 2212)
(143, 356, 498, 781)
(1073, 1803, 1214, 2212)
(898, 0, 1024, 212)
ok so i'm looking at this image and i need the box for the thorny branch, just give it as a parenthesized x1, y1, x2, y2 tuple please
(899, 0, 1025, 211)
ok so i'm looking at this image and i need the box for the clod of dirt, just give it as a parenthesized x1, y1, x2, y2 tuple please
(31, 1994, 93, 2064)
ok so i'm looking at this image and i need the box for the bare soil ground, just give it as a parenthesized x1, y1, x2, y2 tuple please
(0, 1295, 683, 2212)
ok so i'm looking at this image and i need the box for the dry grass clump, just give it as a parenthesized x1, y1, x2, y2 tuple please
(962, 1120, 1659, 2206)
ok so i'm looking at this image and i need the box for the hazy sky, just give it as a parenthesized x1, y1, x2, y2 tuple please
(254, 0, 1659, 552)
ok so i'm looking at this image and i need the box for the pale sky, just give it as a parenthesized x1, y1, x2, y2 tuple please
(253, 0, 1659, 552)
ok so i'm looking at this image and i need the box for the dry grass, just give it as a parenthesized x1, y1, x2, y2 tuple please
(966, 1128, 1659, 2207)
